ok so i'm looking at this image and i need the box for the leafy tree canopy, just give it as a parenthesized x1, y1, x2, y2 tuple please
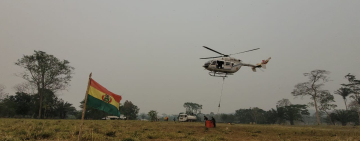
(15, 50, 74, 118)
(119, 100, 140, 120)
(183, 102, 202, 115)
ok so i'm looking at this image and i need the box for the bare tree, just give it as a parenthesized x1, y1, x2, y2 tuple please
(291, 70, 330, 125)
(0, 84, 8, 100)
(13, 82, 36, 94)
(276, 98, 292, 107)
(315, 92, 337, 125)
(348, 100, 360, 111)
(183, 102, 202, 114)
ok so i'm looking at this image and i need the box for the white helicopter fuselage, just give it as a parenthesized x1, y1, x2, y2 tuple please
(203, 57, 243, 74)
(200, 46, 270, 77)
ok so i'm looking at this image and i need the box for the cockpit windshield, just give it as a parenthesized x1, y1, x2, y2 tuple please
(204, 61, 211, 66)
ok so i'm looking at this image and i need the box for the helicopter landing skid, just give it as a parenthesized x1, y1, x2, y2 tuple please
(209, 72, 231, 77)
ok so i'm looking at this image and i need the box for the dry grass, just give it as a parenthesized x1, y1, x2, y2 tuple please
(0, 118, 359, 141)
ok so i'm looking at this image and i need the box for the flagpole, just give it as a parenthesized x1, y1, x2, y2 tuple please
(78, 73, 92, 141)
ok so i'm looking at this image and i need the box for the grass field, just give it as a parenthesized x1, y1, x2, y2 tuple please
(0, 119, 359, 141)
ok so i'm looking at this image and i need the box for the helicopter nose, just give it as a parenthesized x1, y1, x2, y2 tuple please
(203, 63, 210, 68)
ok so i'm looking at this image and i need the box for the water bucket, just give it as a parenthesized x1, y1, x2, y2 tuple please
(205, 120, 214, 128)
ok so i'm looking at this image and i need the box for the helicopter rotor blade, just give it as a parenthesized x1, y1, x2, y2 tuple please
(200, 56, 223, 59)
(229, 48, 260, 56)
(202, 46, 226, 56)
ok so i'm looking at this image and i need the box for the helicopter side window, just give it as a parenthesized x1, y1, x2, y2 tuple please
(225, 62, 231, 66)
(211, 61, 216, 65)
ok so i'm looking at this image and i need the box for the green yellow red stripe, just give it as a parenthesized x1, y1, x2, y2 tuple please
(88, 86, 120, 109)
(90, 78, 122, 102)
(86, 78, 121, 116)
(86, 94, 120, 117)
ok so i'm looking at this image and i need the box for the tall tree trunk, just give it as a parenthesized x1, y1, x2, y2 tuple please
(341, 121, 347, 126)
(354, 93, 360, 124)
(38, 87, 42, 119)
(327, 115, 334, 125)
(290, 119, 294, 125)
(344, 99, 347, 110)
(324, 111, 335, 125)
(44, 106, 46, 119)
(358, 111, 360, 125)
(311, 82, 320, 125)
(313, 98, 320, 125)
(39, 73, 45, 119)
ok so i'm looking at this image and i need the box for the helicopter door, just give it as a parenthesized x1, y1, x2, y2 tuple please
(224, 62, 231, 70)
(216, 61, 224, 69)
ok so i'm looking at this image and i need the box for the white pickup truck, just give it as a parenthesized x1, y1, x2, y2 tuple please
(102, 115, 126, 120)
(178, 113, 197, 122)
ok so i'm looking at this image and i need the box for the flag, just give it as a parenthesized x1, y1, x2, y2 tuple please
(86, 78, 122, 116)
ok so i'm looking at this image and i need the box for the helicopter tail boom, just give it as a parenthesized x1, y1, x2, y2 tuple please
(261, 64, 266, 69)
(251, 57, 271, 72)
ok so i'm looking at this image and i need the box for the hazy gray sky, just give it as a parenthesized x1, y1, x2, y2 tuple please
(1, 1, 360, 115)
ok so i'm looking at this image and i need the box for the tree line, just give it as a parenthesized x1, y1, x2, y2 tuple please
(0, 51, 140, 120)
(175, 97, 358, 126)
(174, 70, 360, 126)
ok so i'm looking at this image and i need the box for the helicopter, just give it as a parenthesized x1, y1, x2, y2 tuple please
(201, 46, 271, 77)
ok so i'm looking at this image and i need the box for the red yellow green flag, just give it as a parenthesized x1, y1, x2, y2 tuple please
(86, 78, 121, 116)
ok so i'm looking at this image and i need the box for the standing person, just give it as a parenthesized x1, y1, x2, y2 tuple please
(173, 117, 176, 122)
(204, 116, 208, 121)
(204, 116, 208, 126)
(211, 117, 216, 128)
